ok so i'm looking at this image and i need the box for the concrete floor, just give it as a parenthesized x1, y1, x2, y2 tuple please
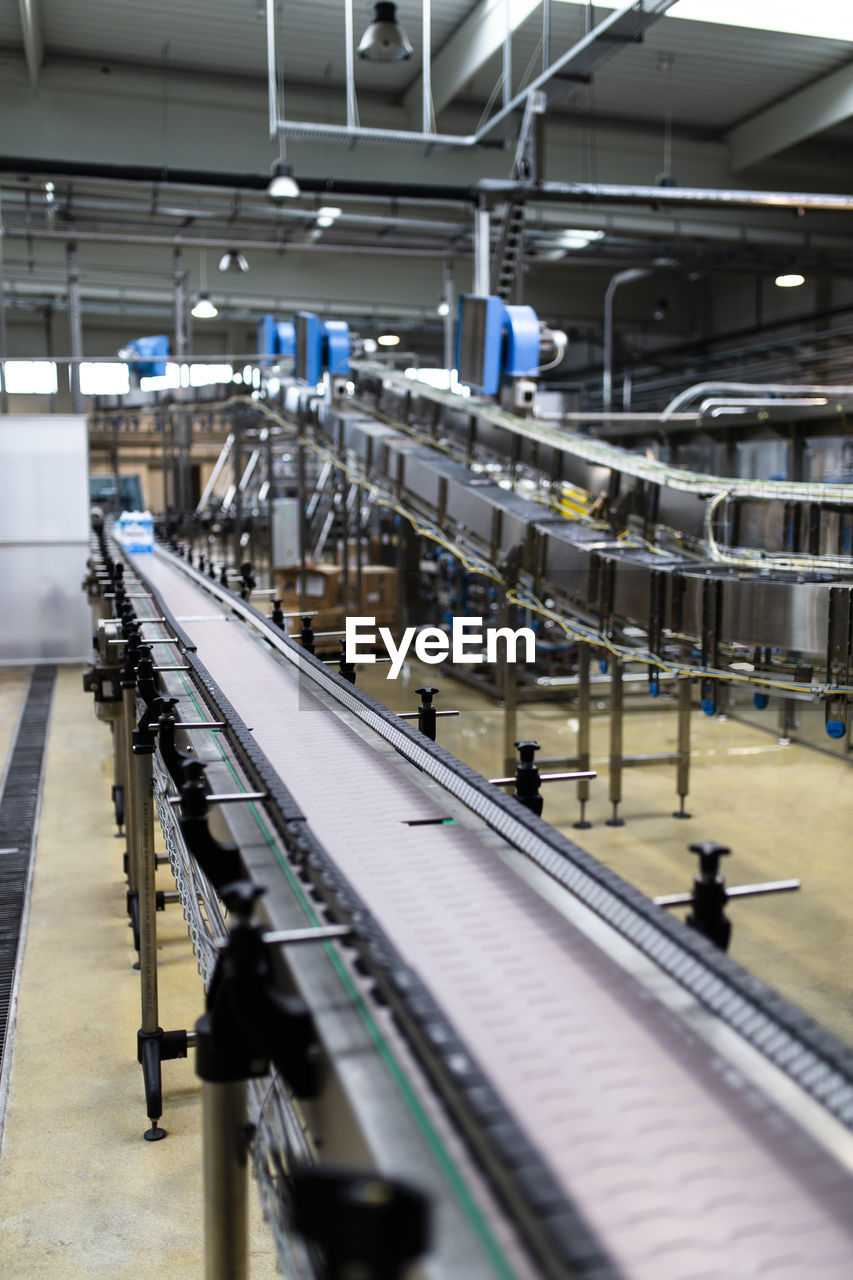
(358, 657, 853, 1048)
(0, 667, 277, 1279)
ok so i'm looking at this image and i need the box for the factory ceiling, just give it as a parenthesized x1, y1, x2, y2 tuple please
(1, 0, 853, 382)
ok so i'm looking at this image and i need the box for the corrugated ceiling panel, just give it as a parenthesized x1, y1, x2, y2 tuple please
(2, 0, 850, 138)
(36, 0, 464, 92)
(0, 0, 23, 43)
(458, 7, 853, 131)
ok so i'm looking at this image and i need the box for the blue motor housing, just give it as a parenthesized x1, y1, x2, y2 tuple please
(455, 295, 540, 396)
(257, 314, 276, 365)
(258, 316, 296, 365)
(296, 313, 350, 384)
(126, 334, 169, 380)
(276, 321, 296, 359)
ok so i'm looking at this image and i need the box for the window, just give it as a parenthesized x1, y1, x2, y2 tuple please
(79, 363, 131, 396)
(139, 363, 182, 392)
(405, 367, 471, 396)
(138, 363, 234, 392)
(1, 361, 58, 395)
(189, 364, 233, 387)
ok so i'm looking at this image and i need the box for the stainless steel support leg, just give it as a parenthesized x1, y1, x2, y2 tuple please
(135, 749, 159, 1037)
(297, 438, 308, 613)
(203, 1080, 249, 1280)
(135, 746, 169, 1141)
(606, 658, 624, 826)
(112, 712, 126, 833)
(341, 476, 350, 613)
(674, 675, 693, 819)
(574, 642, 592, 828)
(232, 419, 244, 571)
(122, 686, 139, 898)
(778, 696, 796, 746)
(500, 599, 518, 775)
(355, 489, 363, 616)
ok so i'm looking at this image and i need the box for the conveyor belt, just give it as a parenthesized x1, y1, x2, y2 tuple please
(352, 360, 853, 507)
(0, 666, 54, 1104)
(136, 548, 853, 1279)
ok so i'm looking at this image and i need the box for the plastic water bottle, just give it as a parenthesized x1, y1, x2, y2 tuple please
(116, 510, 154, 553)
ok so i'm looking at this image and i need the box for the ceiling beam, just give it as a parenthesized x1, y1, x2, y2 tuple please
(729, 61, 853, 173)
(17, 0, 44, 90)
(402, 0, 542, 120)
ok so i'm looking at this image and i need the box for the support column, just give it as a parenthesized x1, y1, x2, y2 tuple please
(500, 597, 518, 775)
(606, 658, 624, 826)
(203, 1080, 249, 1280)
(297, 435, 308, 612)
(67, 242, 83, 414)
(674, 674, 692, 819)
(122, 683, 140, 902)
(574, 642, 592, 828)
(474, 203, 490, 295)
(443, 260, 455, 372)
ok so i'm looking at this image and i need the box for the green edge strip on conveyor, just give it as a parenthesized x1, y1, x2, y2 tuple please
(0, 666, 56, 1088)
(168, 668, 523, 1280)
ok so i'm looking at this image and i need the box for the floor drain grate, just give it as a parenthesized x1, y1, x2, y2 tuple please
(0, 666, 56, 1091)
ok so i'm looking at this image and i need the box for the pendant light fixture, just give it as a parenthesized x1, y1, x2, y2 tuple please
(192, 251, 218, 319)
(219, 250, 249, 273)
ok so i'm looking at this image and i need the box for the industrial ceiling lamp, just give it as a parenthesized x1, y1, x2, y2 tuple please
(775, 272, 805, 288)
(191, 294, 218, 319)
(219, 250, 249, 273)
(357, 2, 413, 62)
(268, 162, 300, 199)
(266, 0, 301, 198)
(192, 250, 218, 318)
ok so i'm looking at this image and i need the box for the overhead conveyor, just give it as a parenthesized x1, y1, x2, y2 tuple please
(276, 363, 853, 746)
(84, 535, 853, 1280)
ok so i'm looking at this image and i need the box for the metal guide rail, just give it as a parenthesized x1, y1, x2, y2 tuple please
(349, 360, 853, 511)
(281, 377, 853, 731)
(93, 539, 853, 1280)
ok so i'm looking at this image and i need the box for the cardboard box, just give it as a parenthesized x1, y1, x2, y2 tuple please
(275, 561, 397, 632)
(354, 564, 398, 616)
(275, 561, 342, 611)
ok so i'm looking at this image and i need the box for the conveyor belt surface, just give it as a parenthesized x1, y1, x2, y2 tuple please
(139, 549, 853, 1279)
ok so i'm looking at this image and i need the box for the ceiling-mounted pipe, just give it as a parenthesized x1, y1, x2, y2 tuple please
(422, 0, 433, 136)
(265, 0, 277, 142)
(0, 156, 475, 204)
(17, 0, 43, 90)
(662, 380, 853, 419)
(479, 179, 853, 214)
(503, 0, 512, 112)
(6, 157, 853, 220)
(3, 225, 468, 259)
(603, 267, 650, 414)
(344, 0, 359, 130)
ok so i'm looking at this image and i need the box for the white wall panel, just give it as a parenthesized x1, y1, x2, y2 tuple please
(0, 415, 91, 662)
